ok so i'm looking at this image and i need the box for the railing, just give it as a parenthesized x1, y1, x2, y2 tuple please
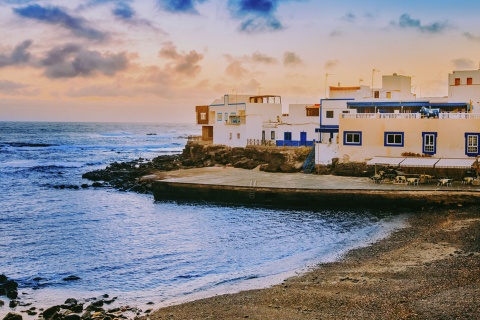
(247, 139, 276, 146)
(276, 140, 314, 147)
(303, 144, 316, 174)
(342, 113, 421, 119)
(342, 112, 480, 120)
(439, 113, 480, 119)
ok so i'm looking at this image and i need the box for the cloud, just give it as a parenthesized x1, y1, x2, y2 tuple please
(329, 28, 342, 38)
(0, 79, 39, 96)
(158, 42, 204, 77)
(156, 0, 206, 14)
(283, 51, 303, 67)
(13, 4, 107, 41)
(225, 60, 248, 79)
(228, 0, 284, 33)
(451, 58, 476, 70)
(324, 59, 339, 70)
(250, 52, 278, 65)
(394, 13, 449, 34)
(463, 32, 480, 42)
(39, 44, 129, 78)
(0, 40, 33, 68)
(341, 12, 356, 22)
(112, 2, 135, 20)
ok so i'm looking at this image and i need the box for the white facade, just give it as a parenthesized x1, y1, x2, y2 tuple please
(197, 94, 319, 148)
(448, 69, 480, 112)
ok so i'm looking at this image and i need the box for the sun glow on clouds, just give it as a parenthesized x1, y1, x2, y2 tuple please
(0, 0, 480, 122)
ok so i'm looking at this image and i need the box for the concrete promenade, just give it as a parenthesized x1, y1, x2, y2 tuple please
(152, 167, 480, 208)
(156, 166, 479, 191)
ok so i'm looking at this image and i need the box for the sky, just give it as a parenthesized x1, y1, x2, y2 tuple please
(1, 0, 480, 123)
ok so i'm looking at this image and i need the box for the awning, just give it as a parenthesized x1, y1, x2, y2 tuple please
(434, 158, 477, 169)
(400, 157, 439, 168)
(366, 157, 405, 166)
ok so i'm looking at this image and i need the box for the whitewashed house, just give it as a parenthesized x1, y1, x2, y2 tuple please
(195, 94, 319, 148)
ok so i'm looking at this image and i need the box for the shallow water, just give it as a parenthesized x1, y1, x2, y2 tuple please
(0, 122, 406, 316)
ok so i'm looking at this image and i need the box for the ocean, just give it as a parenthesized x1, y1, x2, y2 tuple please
(0, 121, 406, 316)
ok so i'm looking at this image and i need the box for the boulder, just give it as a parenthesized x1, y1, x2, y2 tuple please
(2, 313, 22, 320)
(42, 306, 61, 320)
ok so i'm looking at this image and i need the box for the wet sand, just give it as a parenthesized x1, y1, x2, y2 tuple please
(147, 207, 480, 319)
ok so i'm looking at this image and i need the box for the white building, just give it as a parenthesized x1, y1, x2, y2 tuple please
(195, 94, 319, 148)
(448, 69, 480, 112)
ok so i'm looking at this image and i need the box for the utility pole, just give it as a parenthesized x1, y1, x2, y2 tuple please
(325, 73, 332, 98)
(371, 69, 379, 98)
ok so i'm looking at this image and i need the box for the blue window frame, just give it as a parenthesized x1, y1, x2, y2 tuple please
(384, 132, 404, 147)
(465, 133, 480, 156)
(422, 132, 437, 155)
(284, 132, 292, 141)
(343, 131, 362, 146)
(217, 112, 222, 122)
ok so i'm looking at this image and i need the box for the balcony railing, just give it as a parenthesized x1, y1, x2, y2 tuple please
(342, 113, 480, 119)
(276, 140, 314, 147)
(247, 139, 276, 146)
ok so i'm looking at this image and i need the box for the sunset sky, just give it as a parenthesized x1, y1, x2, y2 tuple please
(1, 0, 480, 123)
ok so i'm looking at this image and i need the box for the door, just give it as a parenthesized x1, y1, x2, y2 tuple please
(300, 132, 307, 145)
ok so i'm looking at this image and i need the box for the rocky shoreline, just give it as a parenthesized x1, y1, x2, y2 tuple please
(1, 275, 152, 320)
(80, 142, 371, 193)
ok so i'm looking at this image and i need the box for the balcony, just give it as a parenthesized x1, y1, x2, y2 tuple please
(341, 113, 480, 120)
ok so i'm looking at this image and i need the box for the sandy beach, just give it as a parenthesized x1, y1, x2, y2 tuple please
(147, 206, 480, 319)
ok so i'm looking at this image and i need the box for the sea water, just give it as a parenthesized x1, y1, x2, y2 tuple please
(0, 121, 406, 316)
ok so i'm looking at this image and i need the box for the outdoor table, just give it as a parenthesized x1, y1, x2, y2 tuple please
(438, 178, 453, 186)
(395, 175, 407, 184)
(407, 177, 420, 186)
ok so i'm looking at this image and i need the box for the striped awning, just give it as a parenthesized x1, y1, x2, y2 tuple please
(435, 158, 477, 169)
(366, 157, 405, 166)
(400, 157, 439, 168)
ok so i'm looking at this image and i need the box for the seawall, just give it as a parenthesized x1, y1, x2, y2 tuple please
(153, 181, 480, 209)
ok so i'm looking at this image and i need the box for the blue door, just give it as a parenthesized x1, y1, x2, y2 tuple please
(300, 132, 307, 145)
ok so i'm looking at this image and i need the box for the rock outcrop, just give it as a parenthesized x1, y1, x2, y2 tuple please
(82, 142, 313, 193)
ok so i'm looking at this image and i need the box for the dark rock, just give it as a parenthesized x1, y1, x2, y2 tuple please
(26, 311, 37, 316)
(0, 299, 4, 306)
(63, 275, 81, 281)
(9, 300, 19, 308)
(0, 275, 7, 284)
(70, 304, 84, 313)
(64, 298, 78, 306)
(91, 182, 103, 187)
(42, 306, 61, 320)
(2, 312, 22, 320)
(81, 184, 89, 188)
(63, 314, 81, 320)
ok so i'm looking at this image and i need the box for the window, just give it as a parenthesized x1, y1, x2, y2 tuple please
(229, 133, 232, 140)
(306, 108, 319, 117)
(326, 110, 334, 118)
(386, 92, 392, 99)
(465, 133, 480, 156)
(284, 132, 292, 141)
(200, 113, 207, 120)
(467, 78, 473, 85)
(374, 91, 380, 98)
(384, 132, 404, 147)
(217, 113, 222, 121)
(271, 131, 275, 140)
(237, 133, 240, 139)
(455, 78, 460, 86)
(422, 132, 437, 155)
(343, 131, 362, 146)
